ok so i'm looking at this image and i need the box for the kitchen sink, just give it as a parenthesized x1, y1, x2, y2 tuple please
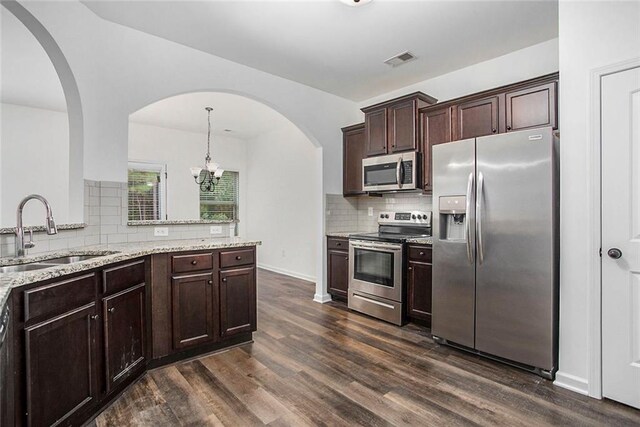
(0, 263, 55, 273)
(41, 255, 102, 264)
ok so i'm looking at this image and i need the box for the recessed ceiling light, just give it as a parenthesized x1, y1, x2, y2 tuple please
(339, 0, 372, 7)
(384, 51, 417, 67)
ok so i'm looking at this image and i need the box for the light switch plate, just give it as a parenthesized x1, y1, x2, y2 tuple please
(154, 227, 169, 237)
(210, 226, 222, 235)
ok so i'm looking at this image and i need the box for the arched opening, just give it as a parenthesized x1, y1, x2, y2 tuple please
(0, 1, 84, 228)
(128, 91, 321, 282)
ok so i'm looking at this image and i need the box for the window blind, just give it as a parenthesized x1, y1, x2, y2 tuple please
(128, 168, 162, 221)
(200, 171, 239, 221)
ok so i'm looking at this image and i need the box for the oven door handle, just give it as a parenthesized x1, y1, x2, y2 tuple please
(349, 242, 403, 252)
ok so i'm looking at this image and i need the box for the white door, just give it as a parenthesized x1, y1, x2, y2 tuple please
(602, 65, 640, 409)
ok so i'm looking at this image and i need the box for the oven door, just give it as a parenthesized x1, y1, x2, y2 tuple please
(349, 240, 403, 302)
(362, 152, 418, 192)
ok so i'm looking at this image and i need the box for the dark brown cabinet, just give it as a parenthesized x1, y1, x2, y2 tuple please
(362, 92, 437, 157)
(171, 272, 216, 350)
(420, 106, 453, 192)
(456, 95, 500, 140)
(327, 237, 349, 300)
(25, 303, 99, 427)
(103, 283, 146, 392)
(342, 123, 366, 196)
(219, 266, 256, 338)
(406, 245, 433, 325)
(505, 81, 557, 132)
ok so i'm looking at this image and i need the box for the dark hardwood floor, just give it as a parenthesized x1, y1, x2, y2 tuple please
(94, 269, 640, 426)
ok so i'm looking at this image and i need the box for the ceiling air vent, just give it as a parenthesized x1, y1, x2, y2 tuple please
(384, 51, 417, 67)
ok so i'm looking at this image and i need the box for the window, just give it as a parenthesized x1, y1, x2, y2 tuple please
(200, 170, 239, 221)
(127, 162, 166, 221)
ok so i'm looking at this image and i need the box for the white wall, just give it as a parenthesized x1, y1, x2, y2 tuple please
(360, 38, 559, 107)
(246, 126, 320, 281)
(128, 122, 248, 228)
(555, 0, 640, 395)
(0, 103, 70, 227)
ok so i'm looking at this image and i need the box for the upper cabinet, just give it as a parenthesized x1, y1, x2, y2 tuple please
(362, 92, 437, 157)
(455, 95, 500, 139)
(342, 123, 366, 197)
(419, 72, 558, 193)
(505, 81, 557, 132)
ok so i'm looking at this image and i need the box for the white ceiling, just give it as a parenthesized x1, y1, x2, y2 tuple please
(83, 0, 559, 102)
(129, 92, 293, 140)
(0, 9, 66, 112)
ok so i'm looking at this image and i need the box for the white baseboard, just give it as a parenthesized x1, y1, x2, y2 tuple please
(258, 263, 316, 283)
(313, 293, 332, 304)
(554, 371, 589, 396)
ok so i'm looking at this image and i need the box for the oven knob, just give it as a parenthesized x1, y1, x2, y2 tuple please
(380, 214, 384, 219)
(384, 214, 389, 219)
(417, 215, 422, 220)
(412, 215, 416, 219)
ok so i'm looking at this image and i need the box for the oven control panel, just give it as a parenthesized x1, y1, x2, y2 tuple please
(378, 211, 431, 225)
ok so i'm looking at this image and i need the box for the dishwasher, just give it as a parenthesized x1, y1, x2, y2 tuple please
(0, 303, 10, 424)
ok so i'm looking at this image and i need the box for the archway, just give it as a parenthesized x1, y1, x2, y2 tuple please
(1, 1, 84, 226)
(128, 91, 323, 285)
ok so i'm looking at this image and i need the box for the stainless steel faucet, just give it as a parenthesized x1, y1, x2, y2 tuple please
(15, 194, 57, 257)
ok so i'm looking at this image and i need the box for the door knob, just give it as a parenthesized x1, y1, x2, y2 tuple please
(607, 248, 622, 259)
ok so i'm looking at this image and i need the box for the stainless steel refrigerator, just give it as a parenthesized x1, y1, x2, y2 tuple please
(431, 126, 558, 379)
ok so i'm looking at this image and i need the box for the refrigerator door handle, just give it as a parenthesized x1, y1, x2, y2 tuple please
(465, 172, 475, 264)
(476, 171, 485, 264)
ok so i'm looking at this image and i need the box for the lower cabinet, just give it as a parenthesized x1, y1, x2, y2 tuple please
(406, 244, 433, 325)
(103, 283, 146, 392)
(220, 266, 257, 338)
(171, 272, 216, 349)
(24, 303, 100, 427)
(327, 237, 349, 300)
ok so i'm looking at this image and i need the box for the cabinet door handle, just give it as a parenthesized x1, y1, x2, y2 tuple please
(506, 125, 512, 131)
(222, 277, 227, 282)
(236, 256, 242, 260)
(90, 314, 99, 320)
(408, 266, 413, 271)
(191, 260, 198, 265)
(108, 307, 115, 313)
(492, 128, 497, 133)
(208, 280, 213, 285)
(344, 256, 348, 260)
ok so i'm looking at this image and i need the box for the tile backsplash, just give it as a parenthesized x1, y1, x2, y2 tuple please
(326, 193, 433, 233)
(0, 180, 234, 257)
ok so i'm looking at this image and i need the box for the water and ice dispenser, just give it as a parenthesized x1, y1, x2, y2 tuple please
(438, 196, 467, 241)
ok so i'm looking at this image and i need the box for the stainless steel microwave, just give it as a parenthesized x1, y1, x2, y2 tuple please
(362, 152, 419, 192)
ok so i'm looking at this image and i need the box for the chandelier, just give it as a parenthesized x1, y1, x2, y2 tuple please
(190, 107, 224, 192)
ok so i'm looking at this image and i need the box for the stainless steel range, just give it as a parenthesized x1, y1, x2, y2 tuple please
(348, 211, 431, 326)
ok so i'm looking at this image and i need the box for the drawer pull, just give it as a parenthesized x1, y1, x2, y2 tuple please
(419, 252, 425, 256)
(236, 256, 242, 260)
(191, 260, 198, 265)
(336, 242, 342, 246)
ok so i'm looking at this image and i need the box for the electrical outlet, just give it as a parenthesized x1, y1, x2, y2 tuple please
(368, 207, 373, 217)
(154, 227, 169, 237)
(210, 226, 222, 235)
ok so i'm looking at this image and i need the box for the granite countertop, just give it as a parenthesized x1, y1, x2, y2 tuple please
(0, 237, 262, 312)
(326, 231, 365, 238)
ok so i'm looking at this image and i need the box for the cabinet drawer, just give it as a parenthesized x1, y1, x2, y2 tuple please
(327, 237, 348, 251)
(172, 253, 213, 274)
(24, 273, 97, 323)
(408, 245, 432, 262)
(220, 248, 255, 268)
(102, 259, 145, 295)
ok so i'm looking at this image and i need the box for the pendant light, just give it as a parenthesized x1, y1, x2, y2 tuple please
(190, 107, 224, 192)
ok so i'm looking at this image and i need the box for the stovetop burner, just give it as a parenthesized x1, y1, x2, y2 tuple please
(349, 210, 431, 243)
